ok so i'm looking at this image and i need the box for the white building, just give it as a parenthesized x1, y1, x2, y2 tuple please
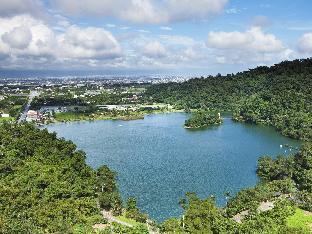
(1, 113, 10, 118)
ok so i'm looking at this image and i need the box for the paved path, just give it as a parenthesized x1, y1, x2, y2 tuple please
(233, 201, 275, 223)
(101, 210, 133, 227)
(96, 197, 160, 233)
(95, 197, 133, 227)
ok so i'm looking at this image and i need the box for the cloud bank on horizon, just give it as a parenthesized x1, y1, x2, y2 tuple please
(0, 0, 311, 74)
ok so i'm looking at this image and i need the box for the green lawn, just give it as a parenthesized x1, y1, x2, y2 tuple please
(287, 208, 312, 232)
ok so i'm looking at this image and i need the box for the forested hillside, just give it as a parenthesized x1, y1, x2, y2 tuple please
(145, 58, 312, 140)
(0, 123, 122, 233)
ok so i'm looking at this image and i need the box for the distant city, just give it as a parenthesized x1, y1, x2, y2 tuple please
(0, 74, 190, 85)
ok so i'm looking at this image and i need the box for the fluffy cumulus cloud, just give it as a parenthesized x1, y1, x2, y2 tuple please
(58, 26, 121, 59)
(207, 27, 284, 52)
(2, 26, 32, 49)
(0, 15, 121, 68)
(206, 27, 290, 64)
(52, 0, 229, 24)
(297, 33, 312, 54)
(0, 15, 55, 57)
(143, 41, 167, 58)
(0, 0, 302, 72)
(121, 32, 209, 70)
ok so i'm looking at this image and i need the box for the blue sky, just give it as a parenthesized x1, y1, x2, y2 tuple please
(0, 0, 311, 75)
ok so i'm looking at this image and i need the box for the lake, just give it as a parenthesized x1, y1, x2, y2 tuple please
(45, 113, 300, 221)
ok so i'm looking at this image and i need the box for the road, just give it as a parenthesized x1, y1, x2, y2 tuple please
(18, 90, 39, 124)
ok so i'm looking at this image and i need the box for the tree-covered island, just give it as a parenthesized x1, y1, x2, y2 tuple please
(184, 110, 222, 129)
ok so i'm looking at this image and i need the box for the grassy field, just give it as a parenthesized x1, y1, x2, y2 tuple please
(287, 208, 312, 232)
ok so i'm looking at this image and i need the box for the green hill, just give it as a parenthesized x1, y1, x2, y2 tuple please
(145, 58, 312, 140)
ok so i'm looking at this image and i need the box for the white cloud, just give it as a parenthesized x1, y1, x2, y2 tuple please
(143, 41, 166, 58)
(0, 0, 44, 17)
(297, 33, 312, 53)
(225, 8, 240, 14)
(160, 26, 172, 31)
(52, 0, 229, 24)
(166, 0, 228, 22)
(106, 24, 116, 28)
(0, 15, 56, 57)
(206, 27, 291, 65)
(0, 15, 122, 68)
(120, 26, 130, 30)
(207, 30, 252, 49)
(52, 0, 163, 24)
(207, 27, 284, 53)
(159, 35, 197, 47)
(2, 26, 32, 49)
(58, 26, 121, 59)
(137, 29, 150, 33)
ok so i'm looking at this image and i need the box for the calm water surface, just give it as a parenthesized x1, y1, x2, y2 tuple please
(45, 113, 300, 221)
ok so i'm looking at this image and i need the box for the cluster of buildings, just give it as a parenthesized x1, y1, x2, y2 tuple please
(26, 110, 43, 122)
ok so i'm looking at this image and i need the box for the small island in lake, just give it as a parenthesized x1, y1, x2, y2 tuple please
(184, 110, 222, 129)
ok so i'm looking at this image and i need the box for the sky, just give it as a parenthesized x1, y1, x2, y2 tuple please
(0, 0, 312, 76)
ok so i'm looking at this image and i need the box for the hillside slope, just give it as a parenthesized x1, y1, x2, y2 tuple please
(145, 58, 312, 140)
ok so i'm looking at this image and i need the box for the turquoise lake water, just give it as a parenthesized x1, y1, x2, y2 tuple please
(45, 113, 300, 221)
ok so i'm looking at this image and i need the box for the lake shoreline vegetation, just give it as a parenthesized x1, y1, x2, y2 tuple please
(51, 108, 183, 124)
(0, 58, 311, 233)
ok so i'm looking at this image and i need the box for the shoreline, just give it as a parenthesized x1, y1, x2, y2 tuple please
(40, 109, 185, 125)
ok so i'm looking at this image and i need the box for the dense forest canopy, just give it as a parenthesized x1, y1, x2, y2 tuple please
(184, 110, 222, 129)
(145, 58, 312, 140)
(0, 123, 123, 233)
